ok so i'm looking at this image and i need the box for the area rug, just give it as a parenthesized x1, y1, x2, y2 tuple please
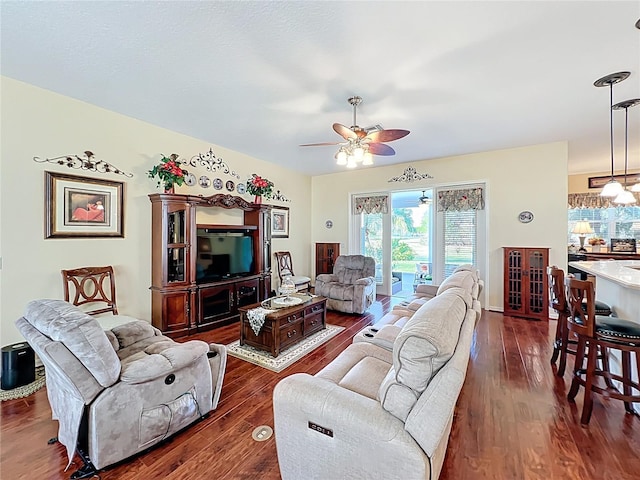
(226, 324, 344, 373)
(0, 366, 46, 402)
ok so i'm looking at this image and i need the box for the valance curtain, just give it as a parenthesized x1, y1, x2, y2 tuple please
(567, 192, 639, 209)
(353, 195, 389, 214)
(437, 187, 485, 212)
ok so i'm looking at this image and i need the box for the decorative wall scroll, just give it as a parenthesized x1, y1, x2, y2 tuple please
(34, 151, 133, 178)
(187, 147, 240, 179)
(269, 190, 290, 202)
(387, 166, 433, 183)
(45, 171, 124, 238)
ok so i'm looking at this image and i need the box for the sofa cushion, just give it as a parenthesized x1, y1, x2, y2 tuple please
(317, 342, 392, 400)
(436, 270, 477, 296)
(378, 291, 467, 421)
(24, 299, 120, 387)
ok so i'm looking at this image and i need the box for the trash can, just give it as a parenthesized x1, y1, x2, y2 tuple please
(1, 342, 35, 390)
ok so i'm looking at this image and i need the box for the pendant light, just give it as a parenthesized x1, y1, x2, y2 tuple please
(612, 98, 640, 204)
(594, 72, 630, 197)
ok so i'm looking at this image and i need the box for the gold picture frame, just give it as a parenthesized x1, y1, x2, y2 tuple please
(271, 206, 289, 238)
(45, 171, 124, 238)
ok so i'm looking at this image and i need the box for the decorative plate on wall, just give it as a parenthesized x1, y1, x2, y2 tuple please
(213, 178, 223, 190)
(518, 211, 534, 223)
(199, 175, 211, 188)
(226, 180, 235, 192)
(184, 173, 196, 186)
(237, 183, 246, 194)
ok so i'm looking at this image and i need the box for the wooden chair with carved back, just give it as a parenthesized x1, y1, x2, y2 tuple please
(565, 276, 640, 425)
(274, 252, 311, 293)
(62, 265, 119, 316)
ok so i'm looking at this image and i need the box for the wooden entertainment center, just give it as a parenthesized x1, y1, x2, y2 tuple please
(149, 193, 272, 338)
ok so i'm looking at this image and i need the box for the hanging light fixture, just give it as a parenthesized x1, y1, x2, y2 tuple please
(418, 190, 430, 204)
(612, 98, 640, 204)
(594, 72, 630, 197)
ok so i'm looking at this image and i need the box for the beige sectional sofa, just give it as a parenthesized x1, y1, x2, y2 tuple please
(273, 267, 482, 480)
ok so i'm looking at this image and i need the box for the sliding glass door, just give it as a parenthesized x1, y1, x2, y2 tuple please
(352, 185, 485, 297)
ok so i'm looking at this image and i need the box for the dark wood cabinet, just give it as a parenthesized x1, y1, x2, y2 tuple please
(315, 242, 340, 275)
(503, 247, 549, 320)
(150, 193, 272, 337)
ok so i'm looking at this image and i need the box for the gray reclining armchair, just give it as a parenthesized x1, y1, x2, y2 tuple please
(15, 299, 226, 479)
(315, 255, 376, 314)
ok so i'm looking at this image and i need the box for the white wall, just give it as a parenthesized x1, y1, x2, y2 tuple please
(311, 142, 569, 312)
(0, 77, 312, 346)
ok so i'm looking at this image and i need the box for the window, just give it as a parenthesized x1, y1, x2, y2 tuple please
(568, 206, 640, 245)
(441, 209, 477, 277)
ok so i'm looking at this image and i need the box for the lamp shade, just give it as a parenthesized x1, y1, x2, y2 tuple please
(613, 189, 637, 205)
(572, 220, 593, 235)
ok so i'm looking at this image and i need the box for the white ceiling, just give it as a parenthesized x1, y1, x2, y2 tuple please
(2, 1, 639, 177)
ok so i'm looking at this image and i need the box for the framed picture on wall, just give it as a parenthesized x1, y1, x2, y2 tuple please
(271, 206, 289, 238)
(45, 171, 124, 238)
(588, 173, 640, 189)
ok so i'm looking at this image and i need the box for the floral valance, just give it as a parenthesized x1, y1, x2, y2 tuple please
(568, 192, 639, 209)
(353, 195, 389, 214)
(437, 187, 485, 212)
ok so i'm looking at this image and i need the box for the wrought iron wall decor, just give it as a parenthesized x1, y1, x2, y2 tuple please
(187, 147, 240, 179)
(34, 151, 133, 177)
(269, 190, 290, 202)
(387, 166, 433, 183)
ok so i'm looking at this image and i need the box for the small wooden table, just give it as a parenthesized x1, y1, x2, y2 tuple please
(239, 296, 327, 357)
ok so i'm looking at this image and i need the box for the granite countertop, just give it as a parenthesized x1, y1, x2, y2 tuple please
(568, 260, 640, 290)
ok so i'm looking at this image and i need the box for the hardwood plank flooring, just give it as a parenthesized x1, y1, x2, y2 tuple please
(1, 297, 638, 479)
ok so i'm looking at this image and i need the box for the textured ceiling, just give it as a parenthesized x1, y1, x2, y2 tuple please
(2, 1, 639, 176)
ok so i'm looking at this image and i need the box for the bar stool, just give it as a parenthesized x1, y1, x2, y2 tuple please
(548, 266, 612, 376)
(565, 276, 640, 426)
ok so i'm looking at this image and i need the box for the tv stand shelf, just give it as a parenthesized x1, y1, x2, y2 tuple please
(150, 193, 273, 338)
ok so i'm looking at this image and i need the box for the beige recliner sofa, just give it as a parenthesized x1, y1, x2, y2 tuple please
(15, 299, 226, 479)
(273, 268, 482, 480)
(314, 254, 376, 314)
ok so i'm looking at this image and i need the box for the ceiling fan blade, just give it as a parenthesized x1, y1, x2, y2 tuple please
(368, 143, 396, 156)
(333, 123, 357, 140)
(299, 142, 343, 147)
(365, 129, 410, 143)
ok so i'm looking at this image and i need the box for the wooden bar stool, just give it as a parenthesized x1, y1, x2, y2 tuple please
(548, 266, 611, 376)
(565, 276, 640, 426)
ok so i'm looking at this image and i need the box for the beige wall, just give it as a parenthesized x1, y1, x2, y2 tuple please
(569, 170, 640, 194)
(0, 76, 573, 344)
(0, 77, 312, 346)
(311, 142, 569, 312)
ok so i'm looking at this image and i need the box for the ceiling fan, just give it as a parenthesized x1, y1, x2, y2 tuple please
(300, 96, 410, 167)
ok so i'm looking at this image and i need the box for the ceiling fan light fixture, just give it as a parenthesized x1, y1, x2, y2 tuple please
(362, 151, 373, 165)
(336, 148, 347, 165)
(346, 157, 357, 169)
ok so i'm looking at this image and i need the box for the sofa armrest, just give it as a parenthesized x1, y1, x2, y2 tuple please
(316, 273, 338, 283)
(355, 276, 375, 286)
(273, 373, 427, 480)
(120, 340, 209, 384)
(415, 284, 438, 297)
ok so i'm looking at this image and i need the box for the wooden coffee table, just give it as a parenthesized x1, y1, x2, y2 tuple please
(239, 296, 327, 357)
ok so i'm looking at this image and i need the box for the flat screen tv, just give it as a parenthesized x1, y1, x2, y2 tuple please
(196, 229, 254, 283)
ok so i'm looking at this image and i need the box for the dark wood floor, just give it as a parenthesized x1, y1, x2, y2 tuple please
(2, 296, 639, 479)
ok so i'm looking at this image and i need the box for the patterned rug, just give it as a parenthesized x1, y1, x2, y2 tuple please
(227, 324, 344, 373)
(0, 366, 46, 401)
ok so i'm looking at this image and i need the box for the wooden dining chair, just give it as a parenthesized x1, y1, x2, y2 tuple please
(61, 266, 119, 315)
(274, 252, 310, 293)
(548, 266, 612, 377)
(565, 276, 640, 425)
